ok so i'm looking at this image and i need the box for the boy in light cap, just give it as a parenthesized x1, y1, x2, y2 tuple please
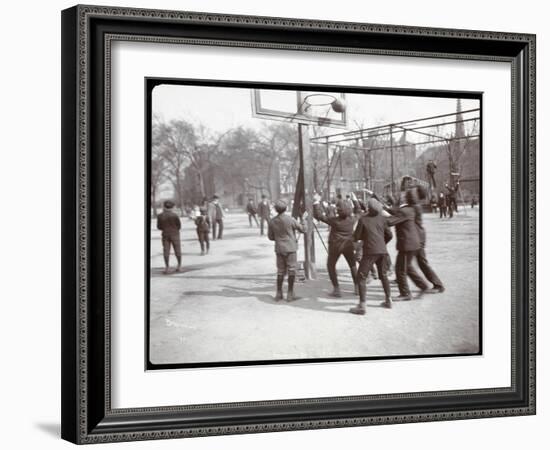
(267, 200, 305, 302)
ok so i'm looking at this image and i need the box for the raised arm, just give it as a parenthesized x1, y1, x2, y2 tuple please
(386, 210, 408, 227)
(312, 193, 333, 226)
(313, 202, 331, 226)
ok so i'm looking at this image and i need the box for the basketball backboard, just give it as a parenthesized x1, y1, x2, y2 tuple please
(251, 89, 347, 128)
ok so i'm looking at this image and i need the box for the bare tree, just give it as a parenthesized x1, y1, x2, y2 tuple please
(257, 122, 297, 198)
(434, 117, 480, 185)
(219, 122, 298, 200)
(150, 116, 169, 217)
(153, 118, 231, 211)
(150, 152, 167, 217)
(153, 119, 196, 213)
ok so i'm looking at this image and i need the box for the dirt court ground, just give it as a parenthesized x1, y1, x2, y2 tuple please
(148, 207, 480, 366)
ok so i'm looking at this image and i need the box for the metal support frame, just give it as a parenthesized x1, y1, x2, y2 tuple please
(311, 108, 480, 200)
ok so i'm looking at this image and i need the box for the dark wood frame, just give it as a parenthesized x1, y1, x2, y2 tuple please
(61, 4, 536, 444)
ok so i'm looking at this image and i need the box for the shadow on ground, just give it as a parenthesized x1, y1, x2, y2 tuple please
(181, 279, 392, 315)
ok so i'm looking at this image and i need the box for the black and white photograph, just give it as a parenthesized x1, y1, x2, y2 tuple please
(147, 81, 482, 368)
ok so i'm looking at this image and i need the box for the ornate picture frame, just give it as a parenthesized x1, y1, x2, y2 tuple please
(61, 4, 535, 444)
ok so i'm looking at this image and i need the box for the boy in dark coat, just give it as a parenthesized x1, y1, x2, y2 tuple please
(350, 198, 393, 315)
(195, 207, 211, 255)
(156, 200, 182, 274)
(267, 200, 305, 302)
(312, 193, 357, 298)
(387, 190, 430, 300)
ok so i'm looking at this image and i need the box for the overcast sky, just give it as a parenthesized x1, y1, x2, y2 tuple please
(152, 84, 480, 142)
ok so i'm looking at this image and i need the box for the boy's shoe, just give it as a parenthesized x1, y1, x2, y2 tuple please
(419, 287, 439, 295)
(328, 287, 342, 298)
(286, 291, 300, 302)
(349, 304, 366, 315)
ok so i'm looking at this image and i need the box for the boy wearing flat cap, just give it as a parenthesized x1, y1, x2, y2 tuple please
(267, 200, 305, 302)
(156, 200, 183, 274)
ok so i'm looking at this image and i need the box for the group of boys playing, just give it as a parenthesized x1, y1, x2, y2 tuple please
(268, 186, 445, 315)
(157, 186, 446, 315)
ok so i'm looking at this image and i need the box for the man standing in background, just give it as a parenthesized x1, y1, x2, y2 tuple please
(438, 192, 447, 218)
(258, 195, 271, 236)
(246, 197, 259, 227)
(210, 195, 224, 240)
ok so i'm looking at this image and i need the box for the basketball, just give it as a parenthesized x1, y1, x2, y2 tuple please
(331, 98, 346, 113)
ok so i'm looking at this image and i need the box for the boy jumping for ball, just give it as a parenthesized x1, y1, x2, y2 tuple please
(267, 200, 305, 302)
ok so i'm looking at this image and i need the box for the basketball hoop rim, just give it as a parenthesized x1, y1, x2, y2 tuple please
(303, 93, 338, 107)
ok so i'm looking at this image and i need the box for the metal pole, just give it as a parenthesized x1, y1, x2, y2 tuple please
(298, 123, 316, 280)
(325, 137, 330, 201)
(390, 124, 395, 197)
(368, 148, 373, 190)
(339, 145, 343, 190)
(296, 91, 316, 280)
